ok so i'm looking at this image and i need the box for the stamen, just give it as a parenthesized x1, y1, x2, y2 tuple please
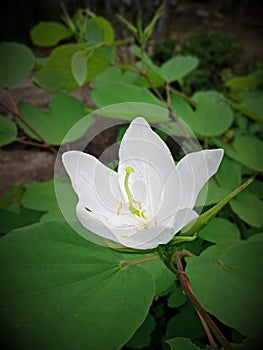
(140, 210, 147, 220)
(117, 200, 122, 216)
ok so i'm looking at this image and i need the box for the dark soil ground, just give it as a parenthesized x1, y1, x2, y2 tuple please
(1, 5, 262, 198)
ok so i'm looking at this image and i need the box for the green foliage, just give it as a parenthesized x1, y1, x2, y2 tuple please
(0, 42, 35, 87)
(84, 16, 115, 44)
(158, 56, 199, 83)
(0, 115, 17, 146)
(152, 38, 177, 65)
(0, 204, 44, 234)
(17, 93, 91, 145)
(30, 21, 72, 47)
(91, 82, 164, 108)
(34, 44, 114, 92)
(198, 217, 240, 245)
(0, 221, 155, 350)
(167, 285, 187, 308)
(230, 192, 263, 227)
(186, 235, 263, 337)
(197, 157, 242, 206)
(71, 50, 90, 86)
(215, 135, 263, 172)
(167, 337, 204, 350)
(180, 31, 242, 92)
(126, 314, 156, 349)
(164, 301, 205, 342)
(171, 92, 234, 137)
(0, 7, 262, 350)
(21, 179, 77, 222)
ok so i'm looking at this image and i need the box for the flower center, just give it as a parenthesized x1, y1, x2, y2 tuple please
(117, 167, 156, 234)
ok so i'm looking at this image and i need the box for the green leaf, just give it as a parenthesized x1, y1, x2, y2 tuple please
(143, 6, 163, 43)
(92, 101, 169, 123)
(193, 92, 233, 136)
(116, 14, 138, 36)
(85, 17, 115, 44)
(0, 115, 17, 146)
(215, 136, 263, 172)
(30, 21, 72, 47)
(186, 238, 263, 337)
(34, 44, 112, 92)
(167, 286, 187, 308)
(241, 91, 263, 122)
(21, 179, 77, 222)
(225, 75, 263, 91)
(0, 204, 44, 234)
(159, 56, 198, 83)
(91, 82, 165, 108)
(198, 217, 240, 245)
(0, 183, 25, 208)
(93, 66, 123, 88)
(247, 179, 263, 199)
(248, 233, 263, 242)
(71, 50, 89, 86)
(167, 337, 203, 350)
(170, 93, 195, 124)
(125, 314, 155, 349)
(0, 221, 155, 350)
(0, 42, 35, 87)
(124, 254, 176, 297)
(197, 157, 242, 206)
(230, 192, 263, 227)
(182, 176, 254, 236)
(154, 267, 176, 296)
(17, 93, 90, 145)
(130, 45, 159, 71)
(165, 302, 205, 341)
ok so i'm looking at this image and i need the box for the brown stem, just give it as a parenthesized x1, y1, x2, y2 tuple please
(17, 138, 52, 148)
(140, 70, 167, 103)
(125, 255, 160, 266)
(173, 253, 233, 350)
(171, 88, 197, 108)
(196, 309, 219, 350)
(0, 95, 57, 154)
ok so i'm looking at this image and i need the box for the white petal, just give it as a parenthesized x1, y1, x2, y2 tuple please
(176, 149, 224, 209)
(157, 149, 223, 221)
(76, 202, 119, 242)
(117, 208, 198, 249)
(77, 201, 144, 244)
(62, 151, 123, 216)
(118, 117, 175, 214)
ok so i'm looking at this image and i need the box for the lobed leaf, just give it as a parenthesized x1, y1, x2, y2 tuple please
(0, 221, 155, 350)
(186, 236, 263, 337)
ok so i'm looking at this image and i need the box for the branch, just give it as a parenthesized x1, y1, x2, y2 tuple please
(0, 94, 57, 154)
(122, 255, 160, 267)
(172, 252, 233, 350)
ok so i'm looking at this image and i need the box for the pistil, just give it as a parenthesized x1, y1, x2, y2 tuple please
(123, 167, 147, 220)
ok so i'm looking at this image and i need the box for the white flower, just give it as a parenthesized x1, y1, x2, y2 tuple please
(62, 117, 223, 249)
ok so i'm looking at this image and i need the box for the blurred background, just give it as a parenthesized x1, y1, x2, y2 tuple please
(1, 0, 263, 63)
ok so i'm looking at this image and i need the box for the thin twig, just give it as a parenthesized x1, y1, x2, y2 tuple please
(125, 255, 160, 266)
(196, 309, 219, 350)
(172, 253, 233, 350)
(171, 87, 197, 108)
(140, 70, 167, 103)
(0, 95, 57, 154)
(17, 138, 52, 148)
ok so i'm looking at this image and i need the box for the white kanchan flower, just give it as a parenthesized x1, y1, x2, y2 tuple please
(62, 117, 223, 249)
